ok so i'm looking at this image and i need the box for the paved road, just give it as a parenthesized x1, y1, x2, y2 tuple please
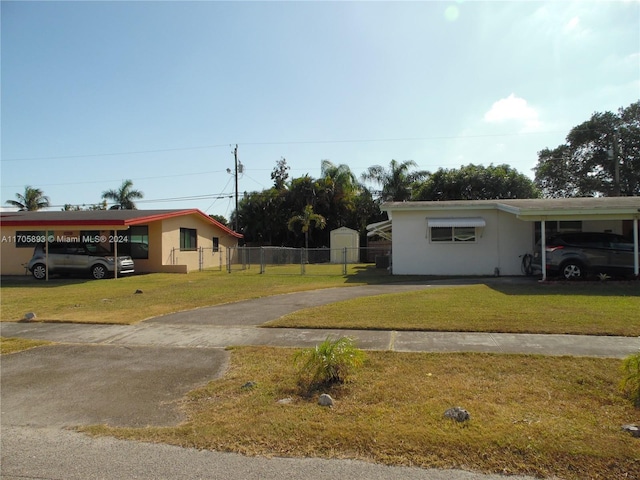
(2, 278, 637, 479)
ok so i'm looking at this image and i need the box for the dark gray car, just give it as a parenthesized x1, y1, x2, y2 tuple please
(532, 232, 634, 279)
(27, 242, 135, 280)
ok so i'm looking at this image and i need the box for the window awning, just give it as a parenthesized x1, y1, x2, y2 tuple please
(427, 217, 486, 228)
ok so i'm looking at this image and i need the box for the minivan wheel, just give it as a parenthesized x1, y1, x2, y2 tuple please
(91, 264, 108, 280)
(32, 263, 47, 280)
(561, 261, 584, 280)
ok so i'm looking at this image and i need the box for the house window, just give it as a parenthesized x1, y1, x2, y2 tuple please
(180, 228, 197, 251)
(427, 217, 484, 243)
(129, 226, 149, 259)
(212, 237, 219, 252)
(430, 226, 477, 242)
(14, 230, 46, 248)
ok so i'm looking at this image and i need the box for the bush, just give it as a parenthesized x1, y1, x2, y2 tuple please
(620, 351, 640, 408)
(294, 336, 365, 388)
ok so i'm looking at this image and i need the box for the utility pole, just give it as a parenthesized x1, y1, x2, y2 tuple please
(233, 144, 239, 232)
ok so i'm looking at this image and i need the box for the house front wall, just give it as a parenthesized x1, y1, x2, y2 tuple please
(159, 215, 238, 273)
(391, 209, 533, 276)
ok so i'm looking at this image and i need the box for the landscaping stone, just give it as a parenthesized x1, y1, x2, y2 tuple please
(135, 289, 143, 294)
(22, 312, 36, 322)
(444, 406, 470, 422)
(622, 424, 640, 438)
(241, 381, 257, 390)
(277, 397, 293, 405)
(318, 393, 334, 407)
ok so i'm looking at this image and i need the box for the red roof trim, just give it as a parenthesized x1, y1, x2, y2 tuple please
(126, 209, 243, 238)
(1, 209, 243, 238)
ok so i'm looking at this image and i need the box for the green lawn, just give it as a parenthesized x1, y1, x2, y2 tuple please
(0, 267, 396, 324)
(268, 283, 640, 336)
(2, 271, 638, 335)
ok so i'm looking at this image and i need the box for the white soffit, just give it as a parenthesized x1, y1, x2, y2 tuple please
(427, 217, 486, 228)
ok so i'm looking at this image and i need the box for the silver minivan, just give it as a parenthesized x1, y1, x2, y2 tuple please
(27, 242, 135, 280)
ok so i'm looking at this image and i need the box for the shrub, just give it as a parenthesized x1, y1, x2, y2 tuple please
(620, 351, 640, 408)
(294, 336, 365, 388)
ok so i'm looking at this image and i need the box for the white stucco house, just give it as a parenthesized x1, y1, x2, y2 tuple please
(378, 197, 640, 279)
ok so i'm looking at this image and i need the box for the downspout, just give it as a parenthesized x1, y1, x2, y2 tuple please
(540, 219, 547, 281)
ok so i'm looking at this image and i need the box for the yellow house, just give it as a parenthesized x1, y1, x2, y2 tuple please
(0, 209, 242, 276)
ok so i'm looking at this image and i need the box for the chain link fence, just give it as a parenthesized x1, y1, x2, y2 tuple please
(224, 246, 392, 276)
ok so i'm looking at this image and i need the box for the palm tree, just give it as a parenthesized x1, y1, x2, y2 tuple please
(287, 204, 326, 250)
(101, 180, 144, 210)
(5, 186, 50, 211)
(361, 159, 428, 202)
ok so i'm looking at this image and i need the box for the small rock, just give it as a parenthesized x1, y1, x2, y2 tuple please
(622, 424, 640, 438)
(277, 397, 293, 405)
(241, 381, 257, 390)
(444, 406, 470, 422)
(134, 289, 143, 294)
(23, 312, 37, 322)
(318, 393, 334, 407)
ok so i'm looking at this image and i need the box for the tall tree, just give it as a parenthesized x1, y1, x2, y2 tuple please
(287, 204, 326, 249)
(534, 101, 640, 197)
(5, 186, 50, 211)
(361, 159, 428, 201)
(101, 180, 144, 209)
(413, 164, 539, 201)
(317, 160, 360, 230)
(271, 157, 290, 190)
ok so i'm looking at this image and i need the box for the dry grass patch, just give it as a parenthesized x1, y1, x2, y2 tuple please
(268, 283, 640, 336)
(0, 337, 51, 355)
(81, 347, 640, 479)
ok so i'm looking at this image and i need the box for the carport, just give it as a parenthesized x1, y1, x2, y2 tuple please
(0, 212, 132, 281)
(500, 198, 640, 281)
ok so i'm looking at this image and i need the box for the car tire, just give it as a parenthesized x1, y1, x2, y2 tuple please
(560, 261, 584, 280)
(32, 263, 47, 280)
(91, 264, 108, 280)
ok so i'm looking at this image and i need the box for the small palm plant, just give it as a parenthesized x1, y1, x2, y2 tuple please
(620, 351, 640, 408)
(294, 336, 365, 389)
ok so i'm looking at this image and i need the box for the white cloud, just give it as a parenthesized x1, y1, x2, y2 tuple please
(483, 94, 542, 132)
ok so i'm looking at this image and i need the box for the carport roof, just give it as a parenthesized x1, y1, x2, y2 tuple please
(381, 197, 640, 221)
(0, 209, 243, 238)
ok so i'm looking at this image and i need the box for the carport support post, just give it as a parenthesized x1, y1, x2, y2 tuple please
(113, 230, 118, 279)
(634, 218, 639, 277)
(540, 220, 547, 281)
(45, 230, 49, 282)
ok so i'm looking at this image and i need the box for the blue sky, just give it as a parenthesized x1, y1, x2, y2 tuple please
(2, 1, 639, 220)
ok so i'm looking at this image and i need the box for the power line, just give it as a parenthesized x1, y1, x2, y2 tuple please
(1, 144, 231, 162)
(1, 130, 564, 163)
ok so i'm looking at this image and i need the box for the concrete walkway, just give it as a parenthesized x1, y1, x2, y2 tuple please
(1, 278, 638, 480)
